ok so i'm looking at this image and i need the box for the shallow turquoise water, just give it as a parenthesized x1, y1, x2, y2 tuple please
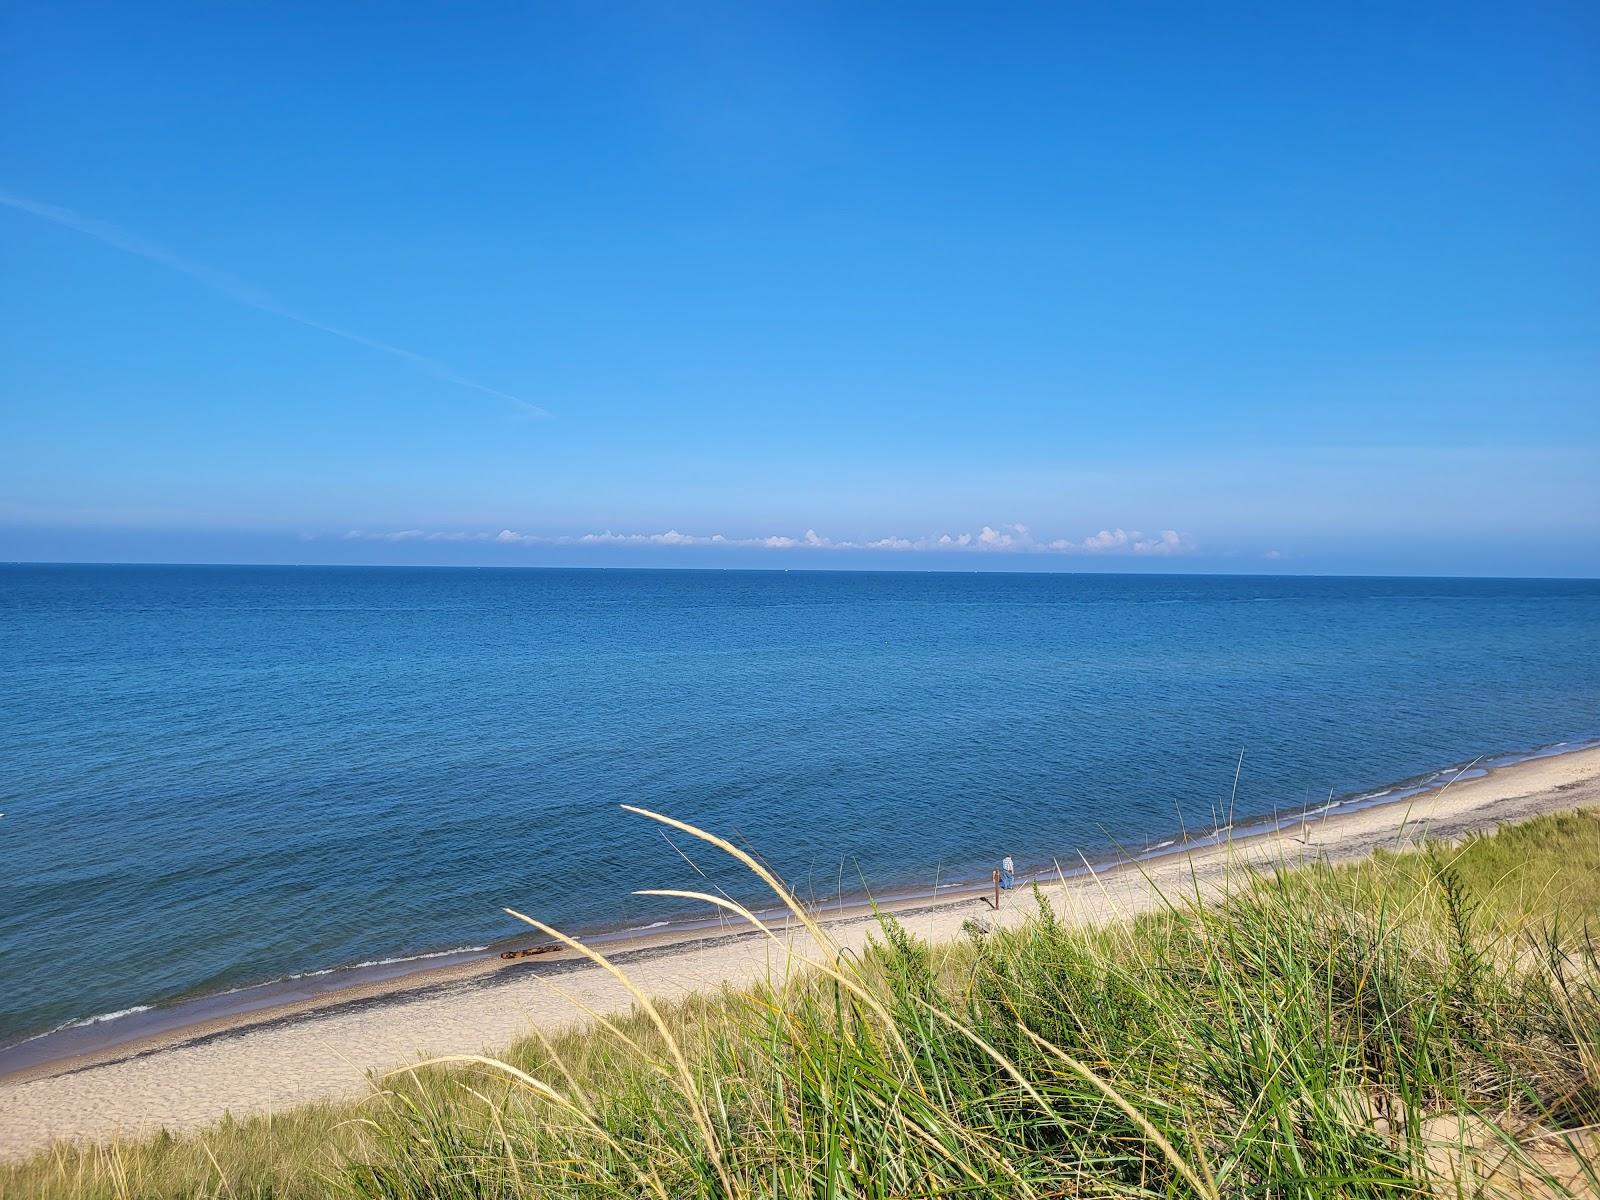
(2, 565, 1597, 1045)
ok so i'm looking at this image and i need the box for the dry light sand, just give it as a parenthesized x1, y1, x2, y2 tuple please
(4, 745, 1600, 1158)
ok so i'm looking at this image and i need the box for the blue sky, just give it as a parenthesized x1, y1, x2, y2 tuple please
(3, 2, 1596, 575)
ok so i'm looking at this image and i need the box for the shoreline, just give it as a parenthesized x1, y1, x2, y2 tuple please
(4, 740, 1600, 1155)
(3, 736, 1592, 1083)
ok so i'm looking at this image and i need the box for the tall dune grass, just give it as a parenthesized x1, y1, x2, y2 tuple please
(9, 809, 1600, 1198)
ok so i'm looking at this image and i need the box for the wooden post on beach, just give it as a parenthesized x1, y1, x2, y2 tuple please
(992, 869, 1000, 911)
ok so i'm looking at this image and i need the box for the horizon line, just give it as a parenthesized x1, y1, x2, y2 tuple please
(4, 558, 1598, 583)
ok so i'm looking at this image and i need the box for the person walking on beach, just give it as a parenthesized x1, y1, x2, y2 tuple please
(1000, 855, 1015, 890)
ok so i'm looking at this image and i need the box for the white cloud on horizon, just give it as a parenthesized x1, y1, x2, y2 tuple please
(339, 524, 1198, 556)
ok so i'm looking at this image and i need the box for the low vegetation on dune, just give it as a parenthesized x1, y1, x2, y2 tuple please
(11, 808, 1600, 1199)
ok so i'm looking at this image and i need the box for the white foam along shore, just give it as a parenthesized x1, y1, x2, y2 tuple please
(3, 741, 1600, 1157)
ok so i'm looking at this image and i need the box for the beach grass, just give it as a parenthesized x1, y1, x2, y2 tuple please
(8, 808, 1600, 1198)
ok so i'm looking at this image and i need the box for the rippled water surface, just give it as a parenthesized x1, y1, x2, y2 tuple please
(3, 565, 1598, 1043)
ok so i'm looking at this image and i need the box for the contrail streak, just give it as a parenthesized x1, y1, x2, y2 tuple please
(0, 187, 549, 418)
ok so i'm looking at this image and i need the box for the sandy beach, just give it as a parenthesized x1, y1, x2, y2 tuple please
(4, 743, 1599, 1159)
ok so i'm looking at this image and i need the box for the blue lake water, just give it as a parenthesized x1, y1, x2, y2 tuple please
(2, 565, 1598, 1048)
